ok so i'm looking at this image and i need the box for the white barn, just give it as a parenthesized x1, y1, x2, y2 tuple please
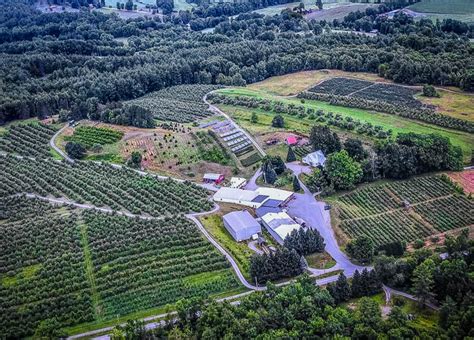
(222, 211, 261, 242)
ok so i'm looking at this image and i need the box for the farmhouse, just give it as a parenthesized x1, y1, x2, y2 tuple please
(229, 177, 247, 189)
(222, 210, 261, 242)
(261, 211, 302, 245)
(302, 150, 326, 167)
(203, 173, 225, 184)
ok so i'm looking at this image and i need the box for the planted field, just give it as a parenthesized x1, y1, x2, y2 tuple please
(126, 84, 222, 123)
(65, 126, 123, 148)
(84, 211, 238, 319)
(334, 175, 474, 247)
(307, 77, 373, 96)
(0, 196, 239, 337)
(0, 197, 93, 338)
(0, 154, 212, 216)
(409, 0, 474, 15)
(0, 123, 57, 158)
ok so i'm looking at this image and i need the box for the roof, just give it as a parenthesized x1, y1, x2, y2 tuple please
(251, 195, 269, 203)
(230, 177, 246, 188)
(256, 206, 281, 218)
(286, 136, 298, 145)
(261, 212, 301, 240)
(213, 187, 258, 202)
(255, 187, 293, 202)
(223, 211, 260, 231)
(203, 173, 224, 180)
(302, 150, 326, 166)
(261, 199, 282, 208)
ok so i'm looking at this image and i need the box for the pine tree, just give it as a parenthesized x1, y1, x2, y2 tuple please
(292, 175, 301, 192)
(286, 146, 296, 162)
(335, 273, 351, 302)
(351, 270, 362, 298)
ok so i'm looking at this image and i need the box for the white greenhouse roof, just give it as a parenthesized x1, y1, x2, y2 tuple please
(213, 187, 258, 202)
(255, 187, 293, 202)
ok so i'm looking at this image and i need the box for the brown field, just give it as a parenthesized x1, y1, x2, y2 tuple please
(247, 69, 389, 96)
(448, 169, 474, 194)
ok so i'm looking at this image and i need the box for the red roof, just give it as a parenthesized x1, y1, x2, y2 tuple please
(286, 136, 298, 145)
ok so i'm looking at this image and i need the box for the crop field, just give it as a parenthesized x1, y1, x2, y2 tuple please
(0, 196, 238, 337)
(333, 175, 474, 247)
(408, 0, 474, 22)
(65, 126, 123, 149)
(0, 154, 212, 216)
(83, 211, 238, 319)
(214, 87, 474, 163)
(307, 77, 374, 96)
(0, 123, 57, 158)
(126, 84, 222, 123)
(0, 197, 93, 338)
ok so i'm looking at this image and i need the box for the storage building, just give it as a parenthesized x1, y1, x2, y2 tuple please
(261, 211, 301, 245)
(203, 173, 225, 184)
(223, 211, 261, 242)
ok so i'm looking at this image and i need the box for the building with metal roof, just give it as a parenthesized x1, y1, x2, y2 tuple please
(203, 173, 225, 184)
(223, 211, 261, 242)
(261, 212, 301, 245)
(213, 187, 294, 209)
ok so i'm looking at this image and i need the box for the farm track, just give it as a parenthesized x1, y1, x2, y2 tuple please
(383, 285, 439, 311)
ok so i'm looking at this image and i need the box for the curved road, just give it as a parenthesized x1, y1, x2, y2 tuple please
(50, 123, 74, 163)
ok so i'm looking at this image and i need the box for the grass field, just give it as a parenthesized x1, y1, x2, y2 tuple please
(216, 87, 474, 163)
(304, 2, 379, 21)
(417, 89, 474, 123)
(199, 213, 254, 280)
(305, 251, 336, 269)
(409, 0, 474, 23)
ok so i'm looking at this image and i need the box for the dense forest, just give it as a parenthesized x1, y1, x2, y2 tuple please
(0, 0, 472, 126)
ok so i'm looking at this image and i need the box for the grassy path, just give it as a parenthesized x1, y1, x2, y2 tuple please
(79, 220, 102, 320)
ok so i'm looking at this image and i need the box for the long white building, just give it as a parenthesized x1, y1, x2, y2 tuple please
(213, 187, 293, 208)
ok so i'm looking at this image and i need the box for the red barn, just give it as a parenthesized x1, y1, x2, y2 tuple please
(286, 136, 298, 146)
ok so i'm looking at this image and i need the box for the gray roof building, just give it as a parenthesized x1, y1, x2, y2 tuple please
(222, 210, 261, 242)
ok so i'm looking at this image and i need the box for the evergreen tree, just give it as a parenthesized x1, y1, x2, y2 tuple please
(286, 146, 296, 162)
(412, 259, 435, 307)
(292, 175, 301, 192)
(351, 270, 363, 298)
(271, 114, 284, 128)
(329, 273, 351, 303)
(65, 142, 85, 159)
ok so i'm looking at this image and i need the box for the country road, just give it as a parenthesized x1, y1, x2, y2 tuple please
(50, 123, 74, 163)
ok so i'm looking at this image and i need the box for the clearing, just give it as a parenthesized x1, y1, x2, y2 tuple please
(305, 2, 379, 21)
(408, 0, 474, 23)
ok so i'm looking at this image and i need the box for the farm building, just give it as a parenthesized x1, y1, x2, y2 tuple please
(286, 136, 298, 146)
(302, 150, 326, 167)
(261, 212, 302, 245)
(229, 177, 247, 189)
(203, 173, 225, 184)
(222, 211, 261, 242)
(213, 187, 294, 208)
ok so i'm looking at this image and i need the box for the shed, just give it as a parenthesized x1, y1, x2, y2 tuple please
(302, 150, 326, 167)
(223, 211, 261, 242)
(229, 177, 247, 189)
(203, 173, 225, 184)
(286, 136, 298, 145)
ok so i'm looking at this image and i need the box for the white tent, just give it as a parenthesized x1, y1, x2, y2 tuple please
(302, 150, 326, 167)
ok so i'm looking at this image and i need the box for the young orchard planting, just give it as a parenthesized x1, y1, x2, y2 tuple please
(0, 155, 212, 216)
(300, 78, 474, 133)
(126, 84, 222, 123)
(335, 175, 474, 247)
(0, 123, 57, 158)
(65, 126, 123, 149)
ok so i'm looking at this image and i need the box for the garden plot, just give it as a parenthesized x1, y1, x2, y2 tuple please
(333, 175, 474, 247)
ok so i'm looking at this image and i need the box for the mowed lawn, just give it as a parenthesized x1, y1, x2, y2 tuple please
(216, 87, 474, 163)
(408, 0, 474, 23)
